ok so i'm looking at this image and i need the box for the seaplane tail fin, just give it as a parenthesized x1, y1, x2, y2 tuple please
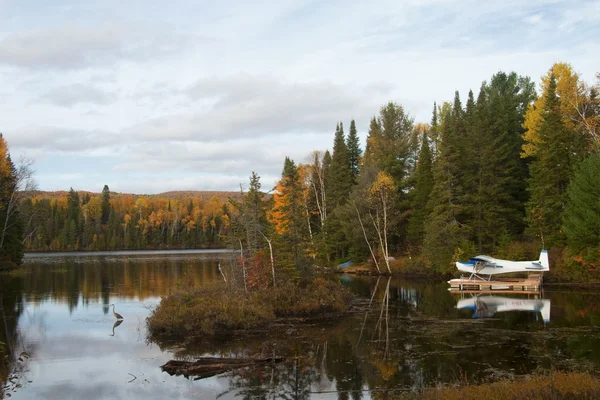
(539, 249, 549, 271)
(541, 300, 551, 323)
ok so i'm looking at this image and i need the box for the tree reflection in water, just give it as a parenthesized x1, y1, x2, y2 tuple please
(0, 274, 31, 398)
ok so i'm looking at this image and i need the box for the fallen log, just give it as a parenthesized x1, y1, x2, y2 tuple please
(161, 357, 284, 380)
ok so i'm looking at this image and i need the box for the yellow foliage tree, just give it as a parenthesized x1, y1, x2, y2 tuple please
(522, 63, 584, 157)
(368, 171, 396, 274)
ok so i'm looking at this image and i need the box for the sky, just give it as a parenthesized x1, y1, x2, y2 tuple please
(1, 0, 599, 194)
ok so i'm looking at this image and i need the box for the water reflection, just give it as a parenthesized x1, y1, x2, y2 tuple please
(109, 320, 123, 337)
(1, 253, 600, 399)
(456, 295, 551, 322)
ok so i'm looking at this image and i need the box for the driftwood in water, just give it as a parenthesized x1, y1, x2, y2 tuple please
(161, 357, 284, 380)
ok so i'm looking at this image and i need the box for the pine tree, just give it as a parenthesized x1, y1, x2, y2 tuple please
(563, 152, 600, 252)
(406, 131, 434, 246)
(67, 188, 81, 248)
(242, 171, 269, 253)
(430, 102, 440, 156)
(364, 102, 414, 189)
(101, 185, 111, 225)
(364, 117, 382, 168)
(328, 123, 353, 209)
(527, 74, 582, 246)
(423, 101, 465, 272)
(346, 119, 361, 182)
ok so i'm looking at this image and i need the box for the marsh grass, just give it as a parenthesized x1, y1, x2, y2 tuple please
(392, 371, 600, 400)
(147, 278, 352, 338)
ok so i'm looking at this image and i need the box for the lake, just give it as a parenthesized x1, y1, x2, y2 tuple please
(1, 251, 600, 399)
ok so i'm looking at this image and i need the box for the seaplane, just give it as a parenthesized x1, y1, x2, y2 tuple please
(454, 249, 549, 280)
(456, 295, 551, 323)
(448, 249, 549, 291)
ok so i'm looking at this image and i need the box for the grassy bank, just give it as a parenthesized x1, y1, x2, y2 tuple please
(147, 278, 353, 338)
(393, 371, 600, 400)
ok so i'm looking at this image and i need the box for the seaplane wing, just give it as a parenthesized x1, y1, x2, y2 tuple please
(456, 250, 549, 276)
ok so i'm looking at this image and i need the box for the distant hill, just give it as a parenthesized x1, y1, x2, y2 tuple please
(154, 191, 243, 200)
(23, 190, 243, 201)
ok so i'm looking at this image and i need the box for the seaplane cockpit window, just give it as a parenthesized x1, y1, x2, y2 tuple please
(474, 260, 487, 271)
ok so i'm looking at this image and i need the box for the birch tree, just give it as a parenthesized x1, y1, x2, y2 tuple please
(368, 171, 395, 274)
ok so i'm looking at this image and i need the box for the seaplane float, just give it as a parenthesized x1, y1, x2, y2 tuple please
(448, 249, 549, 292)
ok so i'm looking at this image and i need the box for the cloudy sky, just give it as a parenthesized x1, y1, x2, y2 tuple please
(1, 0, 598, 194)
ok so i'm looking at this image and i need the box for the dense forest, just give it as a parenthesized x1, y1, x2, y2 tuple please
(229, 62, 600, 280)
(19, 188, 236, 252)
(2, 62, 599, 278)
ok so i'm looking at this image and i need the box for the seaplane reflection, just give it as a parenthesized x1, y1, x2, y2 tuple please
(456, 295, 551, 323)
(109, 319, 123, 336)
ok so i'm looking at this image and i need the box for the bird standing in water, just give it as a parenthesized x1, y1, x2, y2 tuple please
(110, 304, 124, 320)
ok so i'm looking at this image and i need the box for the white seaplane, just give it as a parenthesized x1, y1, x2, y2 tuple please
(456, 295, 551, 323)
(452, 249, 549, 281)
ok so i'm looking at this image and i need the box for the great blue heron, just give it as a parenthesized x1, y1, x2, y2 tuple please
(110, 304, 124, 320)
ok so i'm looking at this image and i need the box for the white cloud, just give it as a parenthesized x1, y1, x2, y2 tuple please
(2, 0, 599, 193)
(9, 126, 120, 153)
(129, 74, 392, 141)
(524, 13, 543, 24)
(0, 23, 193, 69)
(37, 83, 117, 107)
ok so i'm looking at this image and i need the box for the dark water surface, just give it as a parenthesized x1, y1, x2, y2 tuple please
(2, 251, 600, 399)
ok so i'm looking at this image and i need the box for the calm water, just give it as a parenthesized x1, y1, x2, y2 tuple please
(2, 251, 600, 399)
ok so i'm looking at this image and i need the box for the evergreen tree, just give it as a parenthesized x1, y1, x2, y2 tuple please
(406, 130, 434, 246)
(67, 188, 81, 248)
(430, 102, 440, 156)
(474, 73, 534, 249)
(364, 117, 382, 167)
(242, 171, 269, 253)
(346, 119, 362, 181)
(364, 102, 414, 189)
(423, 103, 464, 272)
(322, 150, 332, 203)
(328, 123, 353, 209)
(101, 185, 111, 225)
(527, 74, 583, 246)
(563, 152, 600, 253)
(67, 188, 80, 221)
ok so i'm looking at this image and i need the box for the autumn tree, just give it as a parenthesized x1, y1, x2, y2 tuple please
(367, 171, 396, 273)
(0, 135, 36, 266)
(269, 157, 310, 270)
(526, 74, 584, 246)
(522, 63, 590, 157)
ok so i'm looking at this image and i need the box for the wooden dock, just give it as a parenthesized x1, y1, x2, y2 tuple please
(449, 273, 543, 294)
